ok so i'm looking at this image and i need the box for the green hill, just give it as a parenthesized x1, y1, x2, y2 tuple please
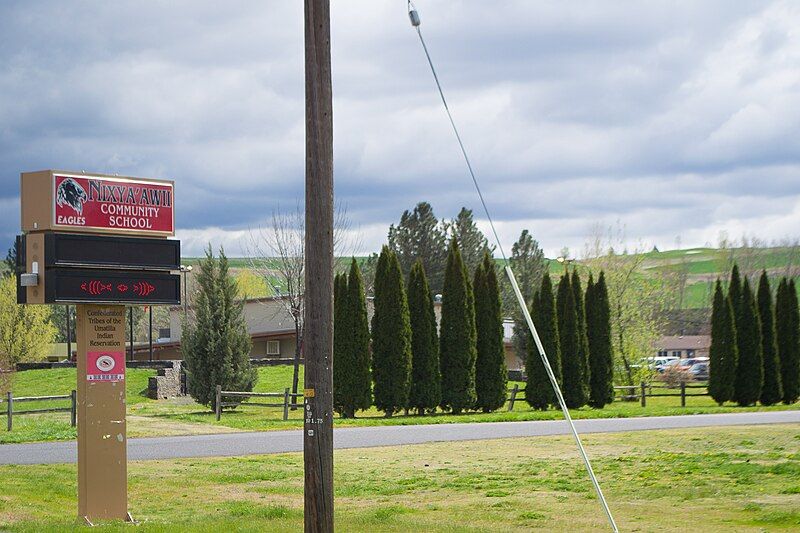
(185, 245, 800, 310)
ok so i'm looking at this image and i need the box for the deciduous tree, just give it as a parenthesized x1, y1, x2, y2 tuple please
(0, 275, 57, 365)
(247, 203, 352, 406)
(583, 225, 671, 387)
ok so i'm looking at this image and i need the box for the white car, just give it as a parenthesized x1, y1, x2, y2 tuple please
(649, 356, 679, 372)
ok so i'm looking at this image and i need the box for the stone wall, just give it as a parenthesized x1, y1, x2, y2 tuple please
(147, 361, 185, 399)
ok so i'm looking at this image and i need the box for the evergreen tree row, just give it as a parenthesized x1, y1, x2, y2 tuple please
(335, 242, 509, 417)
(709, 265, 800, 407)
(523, 268, 614, 410)
(333, 259, 372, 417)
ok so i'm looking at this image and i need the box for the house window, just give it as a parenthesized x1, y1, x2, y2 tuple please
(266, 340, 281, 356)
(672, 350, 681, 357)
(686, 349, 695, 356)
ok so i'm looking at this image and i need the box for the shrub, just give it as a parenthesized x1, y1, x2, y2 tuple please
(183, 247, 256, 409)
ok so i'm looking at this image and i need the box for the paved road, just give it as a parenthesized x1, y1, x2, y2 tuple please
(1, 411, 798, 465)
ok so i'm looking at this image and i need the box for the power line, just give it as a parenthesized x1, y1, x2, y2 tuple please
(405, 3, 618, 531)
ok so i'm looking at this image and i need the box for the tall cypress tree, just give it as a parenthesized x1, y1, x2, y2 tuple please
(183, 246, 256, 409)
(586, 272, 614, 408)
(333, 259, 372, 418)
(333, 272, 351, 416)
(781, 279, 800, 404)
(733, 277, 763, 406)
(407, 259, 441, 414)
(571, 270, 591, 396)
(525, 273, 562, 409)
(708, 280, 737, 404)
(474, 252, 507, 412)
(729, 265, 745, 363)
(525, 289, 548, 410)
(557, 273, 586, 408)
(371, 246, 412, 416)
(439, 239, 477, 414)
(776, 278, 800, 404)
(757, 272, 782, 405)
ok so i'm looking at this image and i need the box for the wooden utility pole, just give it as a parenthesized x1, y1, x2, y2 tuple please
(303, 0, 334, 531)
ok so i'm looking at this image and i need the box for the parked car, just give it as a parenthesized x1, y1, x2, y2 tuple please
(642, 356, 679, 372)
(682, 357, 709, 368)
(688, 362, 709, 381)
(657, 358, 684, 373)
(649, 356, 678, 369)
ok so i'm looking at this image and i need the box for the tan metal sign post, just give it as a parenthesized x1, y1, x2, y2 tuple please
(75, 304, 129, 524)
(17, 170, 180, 524)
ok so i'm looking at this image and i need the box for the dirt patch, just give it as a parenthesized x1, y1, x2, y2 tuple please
(127, 415, 238, 438)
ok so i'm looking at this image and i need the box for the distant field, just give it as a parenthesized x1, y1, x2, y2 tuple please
(186, 245, 800, 309)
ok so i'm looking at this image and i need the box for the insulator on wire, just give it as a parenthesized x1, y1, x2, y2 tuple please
(409, 9, 421, 27)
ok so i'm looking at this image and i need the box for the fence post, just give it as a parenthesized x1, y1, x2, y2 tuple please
(215, 385, 222, 421)
(640, 382, 646, 408)
(283, 387, 290, 421)
(70, 390, 77, 427)
(508, 384, 519, 411)
(680, 381, 686, 407)
(6, 391, 11, 431)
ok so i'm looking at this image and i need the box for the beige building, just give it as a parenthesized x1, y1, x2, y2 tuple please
(654, 335, 711, 359)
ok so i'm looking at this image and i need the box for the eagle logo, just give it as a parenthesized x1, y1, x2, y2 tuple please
(56, 178, 88, 215)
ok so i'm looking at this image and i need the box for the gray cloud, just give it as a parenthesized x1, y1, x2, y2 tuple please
(0, 1, 798, 256)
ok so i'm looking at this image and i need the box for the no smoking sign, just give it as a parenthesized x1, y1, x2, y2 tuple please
(86, 351, 125, 382)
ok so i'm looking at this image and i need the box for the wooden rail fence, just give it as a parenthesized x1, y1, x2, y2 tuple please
(215, 386, 303, 421)
(505, 381, 709, 411)
(506, 384, 521, 411)
(614, 382, 709, 407)
(2, 390, 77, 431)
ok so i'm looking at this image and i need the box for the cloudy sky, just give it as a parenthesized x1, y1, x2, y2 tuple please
(1, 1, 799, 257)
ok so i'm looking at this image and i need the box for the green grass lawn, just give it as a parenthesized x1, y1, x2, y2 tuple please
(1, 424, 799, 531)
(0, 368, 156, 444)
(3, 365, 799, 444)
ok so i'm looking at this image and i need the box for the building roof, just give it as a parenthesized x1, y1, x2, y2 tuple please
(655, 335, 710, 351)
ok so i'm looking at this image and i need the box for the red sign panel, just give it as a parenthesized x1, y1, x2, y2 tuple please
(53, 174, 174, 235)
(86, 351, 125, 382)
